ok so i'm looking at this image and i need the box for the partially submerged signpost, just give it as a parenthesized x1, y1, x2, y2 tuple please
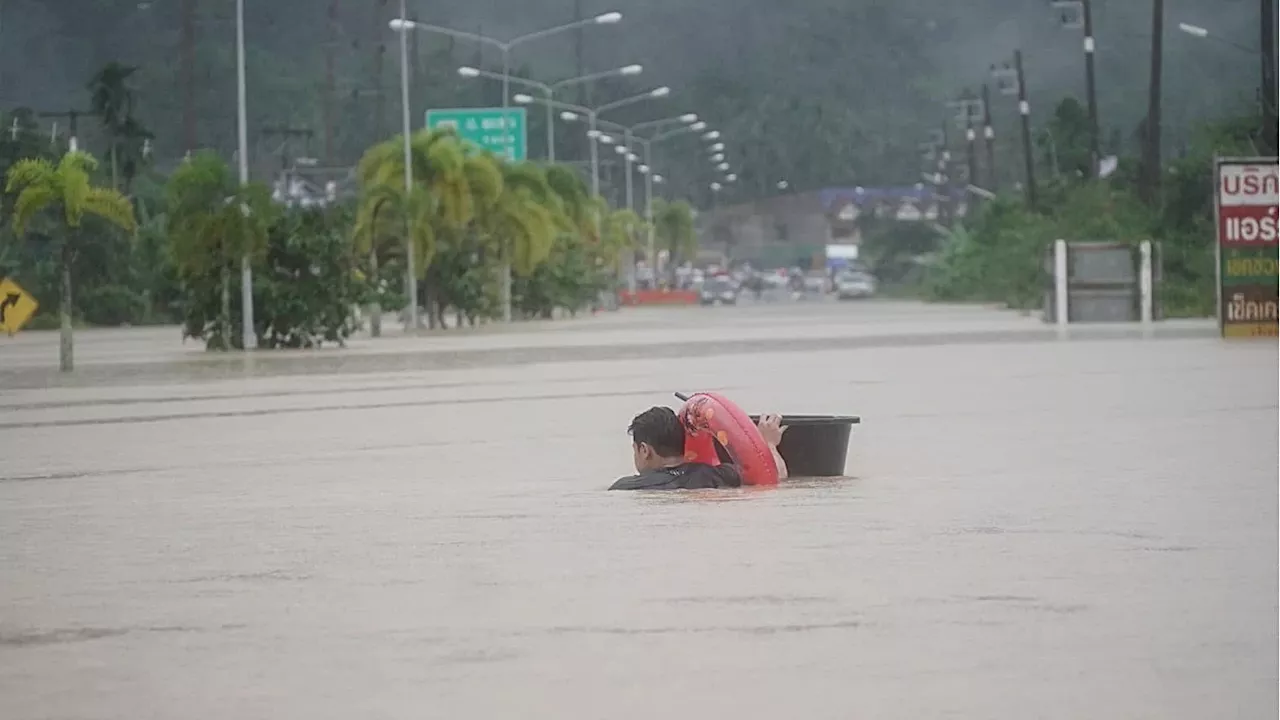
(1214, 158, 1279, 338)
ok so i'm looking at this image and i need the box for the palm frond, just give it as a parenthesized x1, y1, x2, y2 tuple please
(81, 187, 138, 233)
(10, 186, 57, 236)
(5, 157, 55, 194)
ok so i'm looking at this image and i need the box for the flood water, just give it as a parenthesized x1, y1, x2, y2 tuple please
(0, 304, 1275, 719)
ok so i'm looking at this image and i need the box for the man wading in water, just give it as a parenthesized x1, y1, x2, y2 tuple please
(609, 406, 788, 490)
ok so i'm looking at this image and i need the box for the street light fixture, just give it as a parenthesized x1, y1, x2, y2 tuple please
(1177, 21, 1258, 53)
(1177, 22, 1209, 38)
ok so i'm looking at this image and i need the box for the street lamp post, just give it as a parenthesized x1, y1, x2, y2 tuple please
(397, 0, 417, 330)
(236, 0, 255, 350)
(390, 11, 622, 324)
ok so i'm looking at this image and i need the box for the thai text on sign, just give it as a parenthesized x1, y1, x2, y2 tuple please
(1218, 162, 1279, 246)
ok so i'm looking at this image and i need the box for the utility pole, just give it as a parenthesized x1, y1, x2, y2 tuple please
(373, 0, 388, 141)
(574, 0, 587, 162)
(982, 83, 997, 190)
(1262, 0, 1278, 153)
(1140, 0, 1164, 205)
(965, 109, 978, 193)
(38, 109, 97, 152)
(325, 0, 338, 163)
(1014, 49, 1037, 208)
(182, 0, 197, 153)
(1081, 0, 1100, 175)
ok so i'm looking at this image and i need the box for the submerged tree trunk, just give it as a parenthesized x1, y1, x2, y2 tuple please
(368, 249, 381, 337)
(219, 263, 231, 350)
(59, 242, 74, 373)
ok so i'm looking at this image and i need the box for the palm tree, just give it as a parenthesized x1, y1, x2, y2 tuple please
(481, 162, 559, 282)
(352, 174, 435, 335)
(5, 151, 136, 371)
(356, 129, 472, 328)
(88, 62, 153, 192)
(544, 164, 593, 240)
(653, 199, 697, 286)
(167, 152, 272, 349)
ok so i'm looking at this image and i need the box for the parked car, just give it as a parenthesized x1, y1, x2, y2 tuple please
(700, 276, 739, 305)
(802, 272, 830, 294)
(834, 270, 877, 299)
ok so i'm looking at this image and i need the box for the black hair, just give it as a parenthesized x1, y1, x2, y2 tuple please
(628, 406, 686, 458)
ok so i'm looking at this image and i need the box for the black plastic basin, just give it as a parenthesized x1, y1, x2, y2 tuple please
(713, 414, 861, 477)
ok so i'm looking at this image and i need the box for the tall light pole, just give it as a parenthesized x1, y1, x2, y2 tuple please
(458, 64, 642, 162)
(397, 0, 417, 331)
(236, 0, 255, 350)
(1049, 0, 1101, 174)
(390, 11, 622, 324)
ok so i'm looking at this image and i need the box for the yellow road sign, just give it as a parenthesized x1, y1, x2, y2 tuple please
(0, 277, 39, 335)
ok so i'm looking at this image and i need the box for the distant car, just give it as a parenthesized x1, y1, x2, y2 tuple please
(700, 277, 738, 305)
(802, 272, 829, 293)
(834, 270, 877, 300)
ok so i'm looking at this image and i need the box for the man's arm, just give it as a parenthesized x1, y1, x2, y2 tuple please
(757, 414, 789, 480)
(769, 442, 789, 480)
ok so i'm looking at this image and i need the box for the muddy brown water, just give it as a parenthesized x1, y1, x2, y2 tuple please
(0, 305, 1274, 719)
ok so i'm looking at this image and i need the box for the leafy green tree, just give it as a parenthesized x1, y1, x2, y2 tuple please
(5, 151, 137, 371)
(167, 151, 274, 349)
(356, 129, 473, 327)
(652, 199, 696, 284)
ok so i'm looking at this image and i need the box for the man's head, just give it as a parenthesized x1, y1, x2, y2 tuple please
(628, 406, 687, 472)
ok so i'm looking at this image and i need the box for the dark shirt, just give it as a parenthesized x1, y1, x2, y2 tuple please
(609, 462, 742, 491)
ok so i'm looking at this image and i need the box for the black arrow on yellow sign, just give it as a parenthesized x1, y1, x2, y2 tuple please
(0, 292, 19, 324)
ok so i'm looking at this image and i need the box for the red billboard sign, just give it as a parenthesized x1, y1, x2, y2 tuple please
(1215, 158, 1279, 338)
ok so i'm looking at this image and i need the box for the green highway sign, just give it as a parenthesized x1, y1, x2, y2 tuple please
(426, 107, 527, 162)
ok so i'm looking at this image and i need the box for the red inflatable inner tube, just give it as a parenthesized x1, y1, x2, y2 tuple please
(679, 392, 779, 486)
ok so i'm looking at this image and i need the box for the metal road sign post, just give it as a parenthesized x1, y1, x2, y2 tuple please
(0, 276, 39, 336)
(425, 107, 527, 161)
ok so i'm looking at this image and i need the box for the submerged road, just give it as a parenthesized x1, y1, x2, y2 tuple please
(0, 302, 1274, 719)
